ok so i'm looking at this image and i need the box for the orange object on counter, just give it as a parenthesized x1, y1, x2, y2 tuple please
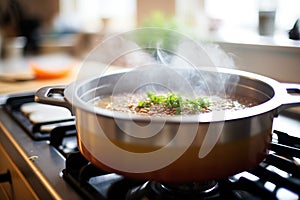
(29, 61, 76, 79)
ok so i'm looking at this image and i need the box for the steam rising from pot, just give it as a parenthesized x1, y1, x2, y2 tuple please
(79, 28, 239, 98)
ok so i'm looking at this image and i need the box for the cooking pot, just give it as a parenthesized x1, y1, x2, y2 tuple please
(35, 66, 300, 183)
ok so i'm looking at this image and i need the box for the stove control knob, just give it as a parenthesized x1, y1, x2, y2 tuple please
(0, 170, 11, 184)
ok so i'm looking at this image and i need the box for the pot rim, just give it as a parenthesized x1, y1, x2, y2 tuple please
(65, 67, 286, 123)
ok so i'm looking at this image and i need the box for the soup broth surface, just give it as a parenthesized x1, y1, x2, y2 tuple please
(94, 92, 259, 116)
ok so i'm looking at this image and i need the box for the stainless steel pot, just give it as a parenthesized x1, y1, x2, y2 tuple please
(35, 67, 300, 183)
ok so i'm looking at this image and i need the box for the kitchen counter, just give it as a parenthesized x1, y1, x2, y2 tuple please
(0, 53, 78, 94)
(0, 74, 75, 94)
(1, 38, 299, 94)
(0, 53, 124, 95)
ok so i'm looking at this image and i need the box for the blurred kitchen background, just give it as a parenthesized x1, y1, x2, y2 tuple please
(0, 0, 299, 88)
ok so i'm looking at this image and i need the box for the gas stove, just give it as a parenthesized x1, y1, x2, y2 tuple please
(0, 93, 299, 199)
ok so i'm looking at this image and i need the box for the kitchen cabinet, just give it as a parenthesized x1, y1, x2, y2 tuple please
(0, 143, 38, 199)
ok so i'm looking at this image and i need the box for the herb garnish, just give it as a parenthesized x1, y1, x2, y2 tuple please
(137, 92, 210, 115)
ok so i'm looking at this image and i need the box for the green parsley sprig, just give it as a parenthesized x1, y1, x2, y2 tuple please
(137, 92, 210, 115)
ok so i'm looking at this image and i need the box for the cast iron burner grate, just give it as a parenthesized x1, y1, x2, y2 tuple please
(49, 125, 78, 157)
(126, 180, 220, 199)
(4, 94, 76, 140)
(61, 129, 300, 200)
(62, 153, 144, 199)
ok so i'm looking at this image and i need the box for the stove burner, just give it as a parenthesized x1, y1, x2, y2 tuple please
(50, 125, 78, 157)
(126, 181, 219, 200)
(4, 94, 76, 140)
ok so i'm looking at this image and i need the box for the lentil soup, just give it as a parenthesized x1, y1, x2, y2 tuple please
(94, 92, 259, 116)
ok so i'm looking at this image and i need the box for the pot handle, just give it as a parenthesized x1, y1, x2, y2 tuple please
(34, 86, 73, 113)
(276, 83, 300, 114)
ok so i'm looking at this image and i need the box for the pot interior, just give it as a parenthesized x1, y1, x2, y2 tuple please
(75, 68, 274, 111)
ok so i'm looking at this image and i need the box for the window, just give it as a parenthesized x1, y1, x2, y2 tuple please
(205, 0, 300, 35)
